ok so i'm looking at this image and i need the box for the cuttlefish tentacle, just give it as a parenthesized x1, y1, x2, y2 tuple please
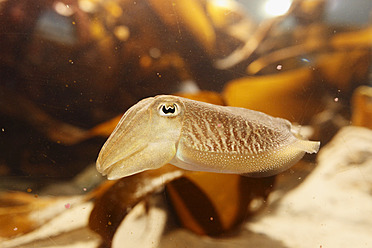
(96, 95, 320, 180)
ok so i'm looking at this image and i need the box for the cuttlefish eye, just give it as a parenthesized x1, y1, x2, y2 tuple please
(158, 103, 179, 117)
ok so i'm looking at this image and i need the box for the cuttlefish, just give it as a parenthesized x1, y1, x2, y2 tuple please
(97, 95, 320, 180)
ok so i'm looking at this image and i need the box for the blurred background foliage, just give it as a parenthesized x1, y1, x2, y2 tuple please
(0, 0, 370, 180)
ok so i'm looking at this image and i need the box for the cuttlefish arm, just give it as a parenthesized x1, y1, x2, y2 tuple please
(97, 95, 320, 180)
(96, 97, 183, 180)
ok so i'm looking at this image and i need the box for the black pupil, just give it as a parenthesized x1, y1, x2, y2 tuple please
(162, 105, 176, 114)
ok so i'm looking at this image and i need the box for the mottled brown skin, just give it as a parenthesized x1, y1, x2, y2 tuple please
(97, 95, 320, 180)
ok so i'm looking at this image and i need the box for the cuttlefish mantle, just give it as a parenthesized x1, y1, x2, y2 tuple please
(97, 95, 320, 180)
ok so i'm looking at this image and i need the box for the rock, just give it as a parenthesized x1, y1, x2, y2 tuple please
(248, 126, 372, 248)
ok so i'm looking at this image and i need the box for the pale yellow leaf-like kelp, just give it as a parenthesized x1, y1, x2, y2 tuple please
(97, 95, 320, 180)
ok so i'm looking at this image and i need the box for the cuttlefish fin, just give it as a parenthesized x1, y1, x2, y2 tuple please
(242, 139, 320, 178)
(296, 139, 320, 154)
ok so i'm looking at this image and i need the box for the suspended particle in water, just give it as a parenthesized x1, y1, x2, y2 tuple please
(149, 47, 161, 59)
(301, 57, 310, 63)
